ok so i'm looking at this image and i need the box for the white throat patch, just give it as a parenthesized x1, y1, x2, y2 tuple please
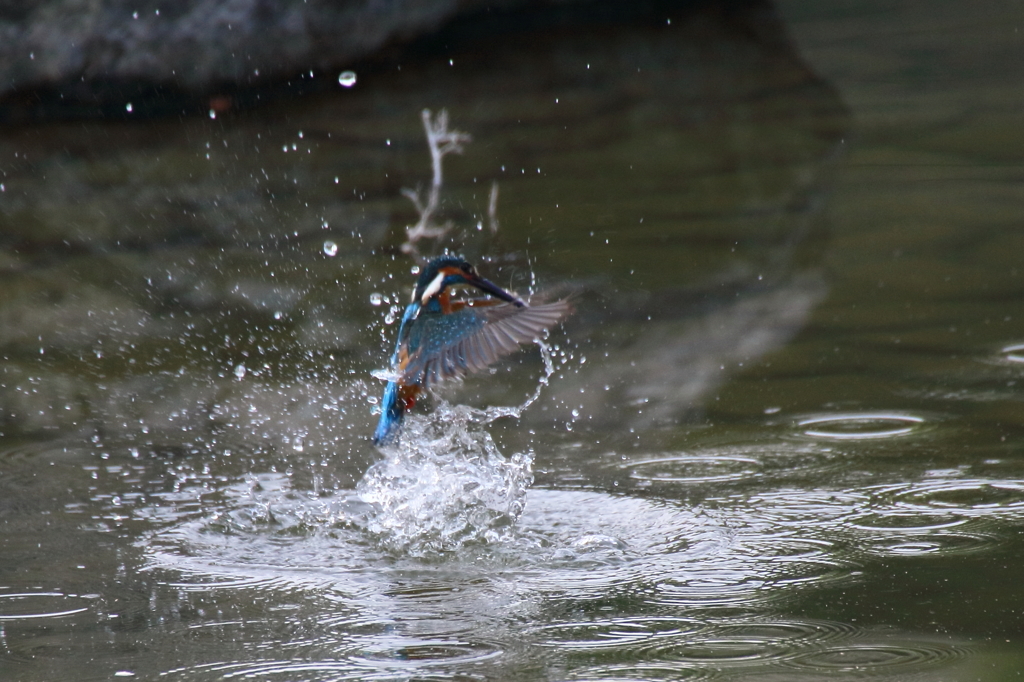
(420, 272, 446, 304)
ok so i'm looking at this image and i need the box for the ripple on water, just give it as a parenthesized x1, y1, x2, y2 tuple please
(136, 471, 988, 679)
(539, 617, 918, 680)
(655, 628, 808, 665)
(549, 621, 967, 680)
(840, 477, 1024, 558)
(564, 662, 712, 681)
(998, 341, 1024, 363)
(0, 440, 76, 494)
(845, 509, 968, 533)
(885, 478, 1024, 515)
(783, 633, 968, 675)
(0, 592, 93, 621)
(143, 478, 846, 612)
(535, 616, 856, 663)
(858, 532, 998, 557)
(533, 616, 706, 650)
(622, 442, 841, 492)
(795, 412, 928, 440)
(351, 640, 503, 666)
(161, 575, 295, 592)
(626, 453, 761, 484)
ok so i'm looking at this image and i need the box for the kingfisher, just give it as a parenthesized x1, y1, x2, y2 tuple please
(372, 255, 571, 446)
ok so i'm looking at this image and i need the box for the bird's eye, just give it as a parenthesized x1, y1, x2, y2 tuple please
(461, 263, 475, 275)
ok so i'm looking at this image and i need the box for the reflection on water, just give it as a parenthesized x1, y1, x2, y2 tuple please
(3, 0, 1024, 679)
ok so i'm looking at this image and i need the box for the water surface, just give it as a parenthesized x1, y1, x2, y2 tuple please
(2, 0, 1024, 680)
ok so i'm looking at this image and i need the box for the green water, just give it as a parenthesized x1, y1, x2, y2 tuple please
(2, 0, 1024, 679)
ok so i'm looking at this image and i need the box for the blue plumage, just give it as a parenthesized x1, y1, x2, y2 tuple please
(372, 256, 570, 446)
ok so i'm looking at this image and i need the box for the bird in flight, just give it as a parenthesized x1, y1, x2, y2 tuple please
(373, 255, 571, 445)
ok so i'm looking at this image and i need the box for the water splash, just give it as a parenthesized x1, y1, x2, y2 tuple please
(357, 405, 534, 553)
(358, 342, 555, 554)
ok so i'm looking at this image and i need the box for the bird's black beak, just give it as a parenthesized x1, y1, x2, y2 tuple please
(471, 275, 526, 307)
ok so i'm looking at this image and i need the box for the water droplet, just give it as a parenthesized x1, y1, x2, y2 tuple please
(233, 363, 246, 379)
(338, 71, 357, 87)
(370, 293, 383, 306)
(125, 103, 133, 112)
(208, 109, 216, 119)
(323, 240, 338, 256)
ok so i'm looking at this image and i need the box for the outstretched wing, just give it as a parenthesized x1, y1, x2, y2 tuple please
(401, 299, 571, 386)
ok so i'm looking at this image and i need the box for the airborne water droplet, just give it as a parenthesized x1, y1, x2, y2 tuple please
(338, 71, 357, 87)
(323, 240, 338, 256)
(369, 293, 383, 306)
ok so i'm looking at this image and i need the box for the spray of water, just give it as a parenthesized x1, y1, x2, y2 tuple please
(357, 341, 555, 554)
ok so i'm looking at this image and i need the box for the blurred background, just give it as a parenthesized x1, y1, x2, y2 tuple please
(2, 0, 1024, 679)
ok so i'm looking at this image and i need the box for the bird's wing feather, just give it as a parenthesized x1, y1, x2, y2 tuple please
(401, 299, 571, 386)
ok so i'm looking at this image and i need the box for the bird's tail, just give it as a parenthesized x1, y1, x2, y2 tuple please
(372, 381, 420, 446)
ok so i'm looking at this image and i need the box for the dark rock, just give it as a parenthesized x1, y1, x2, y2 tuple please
(0, 0, 461, 94)
(0, 0, 733, 120)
